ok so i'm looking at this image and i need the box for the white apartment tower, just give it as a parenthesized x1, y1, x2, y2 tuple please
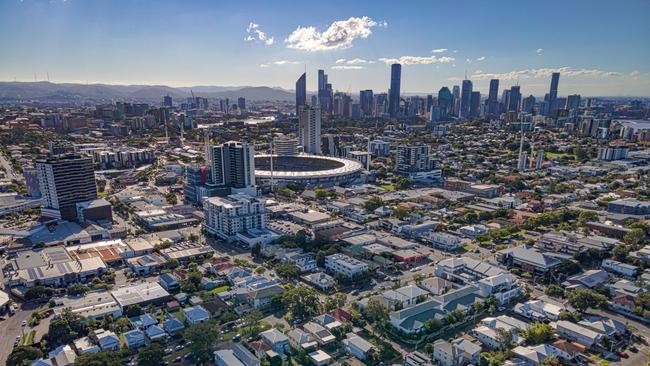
(299, 106, 321, 154)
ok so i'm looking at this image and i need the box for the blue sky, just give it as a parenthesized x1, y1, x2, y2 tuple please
(1, 0, 649, 96)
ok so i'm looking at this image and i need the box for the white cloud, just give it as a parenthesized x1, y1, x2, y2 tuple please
(448, 76, 463, 81)
(272, 60, 300, 65)
(285, 16, 382, 51)
(378, 55, 455, 65)
(431, 48, 448, 53)
(630, 70, 640, 76)
(347, 58, 374, 64)
(259, 64, 270, 68)
(536, 48, 543, 55)
(472, 67, 622, 80)
(465, 58, 472, 64)
(332, 65, 365, 70)
(335, 58, 346, 64)
(476, 56, 486, 61)
(245, 22, 274, 46)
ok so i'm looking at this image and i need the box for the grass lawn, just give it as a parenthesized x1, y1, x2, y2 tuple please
(463, 245, 474, 251)
(380, 184, 396, 191)
(206, 285, 230, 297)
(545, 152, 574, 160)
(170, 309, 185, 322)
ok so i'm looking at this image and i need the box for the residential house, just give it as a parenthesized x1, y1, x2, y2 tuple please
(514, 299, 566, 321)
(303, 321, 336, 345)
(287, 328, 318, 351)
(497, 245, 562, 274)
(163, 315, 185, 334)
(73, 337, 100, 354)
(555, 320, 602, 348)
(451, 337, 481, 365)
(93, 329, 120, 351)
(303, 272, 334, 291)
(123, 329, 146, 349)
(183, 305, 210, 325)
(342, 332, 377, 360)
(432, 339, 460, 366)
(601, 259, 638, 277)
(379, 285, 429, 309)
(308, 350, 332, 366)
(145, 325, 166, 341)
(404, 351, 434, 366)
(260, 328, 290, 355)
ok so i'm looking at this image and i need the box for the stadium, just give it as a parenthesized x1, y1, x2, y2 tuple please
(254, 154, 364, 188)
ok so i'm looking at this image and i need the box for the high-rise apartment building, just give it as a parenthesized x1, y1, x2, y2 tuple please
(203, 193, 268, 241)
(360, 89, 374, 117)
(299, 106, 321, 154)
(207, 141, 257, 196)
(237, 97, 246, 110)
(273, 135, 299, 156)
(487, 79, 500, 115)
(388, 64, 402, 118)
(452, 85, 461, 116)
(295, 72, 307, 116)
(163, 95, 173, 108)
(395, 144, 439, 180)
(36, 154, 98, 220)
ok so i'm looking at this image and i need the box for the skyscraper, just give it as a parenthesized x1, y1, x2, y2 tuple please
(317, 70, 332, 114)
(163, 95, 172, 108)
(360, 89, 374, 117)
(36, 154, 98, 220)
(549, 72, 560, 102)
(460, 79, 473, 118)
(295, 72, 307, 115)
(522, 95, 536, 113)
(237, 97, 246, 110)
(452, 85, 460, 116)
(388, 63, 402, 118)
(207, 141, 257, 196)
(508, 86, 521, 112)
(437, 87, 454, 120)
(487, 79, 499, 115)
(470, 91, 481, 118)
(299, 106, 321, 154)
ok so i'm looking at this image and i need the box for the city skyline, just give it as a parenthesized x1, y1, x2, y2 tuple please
(0, 0, 649, 96)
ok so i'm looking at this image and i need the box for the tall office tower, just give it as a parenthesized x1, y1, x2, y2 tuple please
(388, 63, 402, 118)
(36, 155, 98, 220)
(486, 79, 500, 115)
(549, 72, 560, 102)
(273, 135, 299, 156)
(163, 95, 173, 108)
(522, 95, 536, 113)
(317, 70, 332, 113)
(311, 95, 317, 107)
(534, 149, 544, 170)
(360, 89, 374, 117)
(237, 97, 246, 110)
(460, 79, 473, 118)
(566, 94, 581, 111)
(452, 85, 461, 116)
(207, 141, 257, 196)
(299, 106, 321, 154)
(437, 87, 454, 120)
(508, 86, 521, 112)
(469, 91, 481, 118)
(426, 94, 433, 112)
(295, 72, 307, 115)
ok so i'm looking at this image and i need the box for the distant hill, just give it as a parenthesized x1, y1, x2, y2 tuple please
(0, 81, 294, 103)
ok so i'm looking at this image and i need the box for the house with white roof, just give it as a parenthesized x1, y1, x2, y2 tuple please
(556, 320, 602, 348)
(342, 332, 377, 360)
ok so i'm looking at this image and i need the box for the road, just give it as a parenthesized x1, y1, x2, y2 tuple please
(0, 152, 18, 180)
(0, 303, 39, 365)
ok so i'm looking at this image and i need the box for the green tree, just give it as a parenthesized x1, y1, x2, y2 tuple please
(273, 263, 300, 280)
(24, 286, 53, 301)
(424, 317, 443, 332)
(323, 292, 347, 311)
(7, 346, 43, 366)
(282, 286, 321, 319)
(495, 327, 513, 350)
(125, 305, 143, 317)
(67, 284, 90, 296)
(137, 343, 164, 366)
(363, 196, 385, 211)
(612, 245, 628, 261)
(183, 322, 220, 365)
(48, 308, 86, 346)
(624, 228, 646, 247)
(521, 322, 555, 345)
(544, 284, 565, 298)
(251, 243, 262, 258)
(392, 206, 410, 220)
(74, 350, 124, 366)
(364, 298, 389, 324)
(566, 288, 608, 311)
